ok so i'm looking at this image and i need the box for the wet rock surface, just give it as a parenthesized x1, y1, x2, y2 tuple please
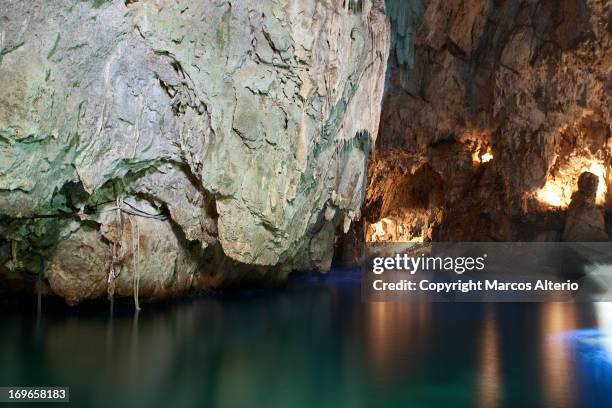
(0, 0, 390, 303)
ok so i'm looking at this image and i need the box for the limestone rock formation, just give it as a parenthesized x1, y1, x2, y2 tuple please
(0, 0, 390, 303)
(365, 0, 611, 241)
(562, 172, 609, 241)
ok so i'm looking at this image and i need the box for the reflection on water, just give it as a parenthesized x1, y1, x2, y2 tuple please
(365, 302, 431, 386)
(541, 303, 577, 407)
(1, 269, 612, 407)
(478, 307, 500, 408)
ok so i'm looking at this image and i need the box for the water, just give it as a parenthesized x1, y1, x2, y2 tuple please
(1, 268, 612, 408)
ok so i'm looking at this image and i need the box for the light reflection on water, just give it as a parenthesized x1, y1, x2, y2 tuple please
(541, 302, 577, 408)
(478, 306, 500, 408)
(1, 270, 612, 407)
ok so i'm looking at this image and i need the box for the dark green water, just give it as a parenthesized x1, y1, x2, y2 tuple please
(1, 268, 612, 408)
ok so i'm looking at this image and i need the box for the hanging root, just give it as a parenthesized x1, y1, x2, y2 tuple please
(131, 215, 141, 311)
(7, 240, 25, 273)
(104, 195, 158, 305)
(115, 196, 124, 230)
(11, 240, 17, 264)
(107, 242, 117, 299)
(107, 196, 124, 299)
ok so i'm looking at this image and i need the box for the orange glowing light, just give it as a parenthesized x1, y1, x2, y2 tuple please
(368, 218, 394, 242)
(535, 159, 607, 208)
(367, 218, 425, 243)
(472, 146, 494, 165)
(536, 181, 569, 208)
(481, 152, 493, 163)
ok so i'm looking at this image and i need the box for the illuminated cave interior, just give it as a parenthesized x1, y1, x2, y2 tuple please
(363, 113, 611, 243)
(355, 0, 612, 246)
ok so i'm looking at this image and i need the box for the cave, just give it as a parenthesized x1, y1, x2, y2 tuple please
(2, 1, 612, 407)
(361, 112, 611, 243)
(359, 0, 611, 245)
(0, 0, 610, 303)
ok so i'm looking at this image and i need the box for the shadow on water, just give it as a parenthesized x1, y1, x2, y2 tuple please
(1, 268, 612, 407)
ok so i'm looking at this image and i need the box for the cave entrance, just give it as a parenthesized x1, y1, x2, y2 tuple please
(364, 163, 444, 243)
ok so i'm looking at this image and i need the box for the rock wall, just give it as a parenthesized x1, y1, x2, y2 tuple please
(366, 0, 610, 242)
(0, 0, 390, 303)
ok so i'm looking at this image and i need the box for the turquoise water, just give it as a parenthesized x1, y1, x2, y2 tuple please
(1, 268, 612, 407)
